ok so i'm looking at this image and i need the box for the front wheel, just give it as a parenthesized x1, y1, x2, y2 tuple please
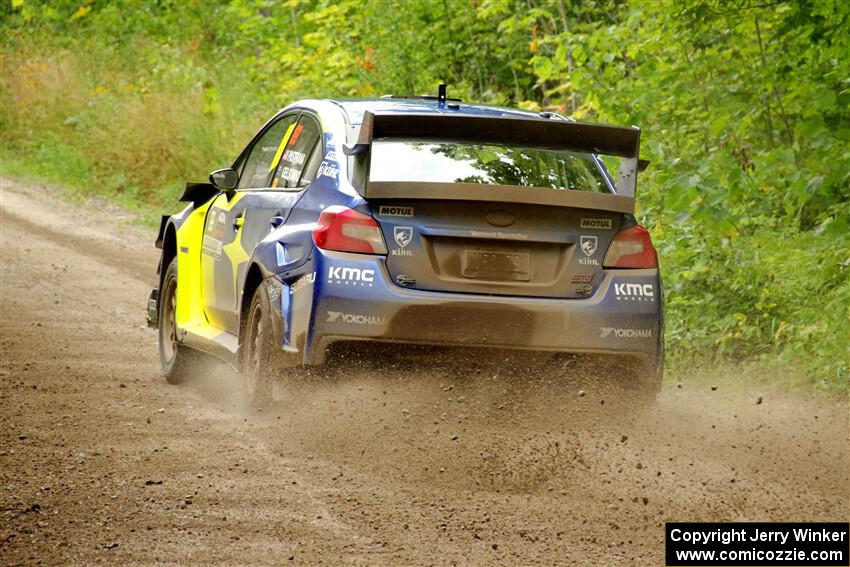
(159, 258, 200, 384)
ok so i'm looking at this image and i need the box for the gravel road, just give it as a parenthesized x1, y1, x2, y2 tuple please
(1, 178, 847, 566)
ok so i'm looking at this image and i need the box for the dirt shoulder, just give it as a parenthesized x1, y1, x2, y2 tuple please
(1, 177, 847, 566)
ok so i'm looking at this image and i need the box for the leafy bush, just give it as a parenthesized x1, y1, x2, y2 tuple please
(1, 2, 261, 208)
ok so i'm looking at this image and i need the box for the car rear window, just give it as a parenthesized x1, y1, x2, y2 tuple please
(369, 140, 611, 193)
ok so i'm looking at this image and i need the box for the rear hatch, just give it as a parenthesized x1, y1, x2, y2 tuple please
(373, 199, 621, 298)
(347, 111, 641, 299)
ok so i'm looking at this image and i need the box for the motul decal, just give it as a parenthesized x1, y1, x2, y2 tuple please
(580, 218, 613, 229)
(378, 206, 414, 217)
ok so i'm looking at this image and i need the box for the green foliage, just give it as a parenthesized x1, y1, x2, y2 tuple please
(1, 0, 261, 208)
(2, 0, 847, 388)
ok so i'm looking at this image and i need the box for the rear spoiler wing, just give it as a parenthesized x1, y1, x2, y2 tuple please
(344, 111, 643, 209)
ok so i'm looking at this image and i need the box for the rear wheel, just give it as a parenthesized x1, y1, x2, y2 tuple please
(159, 258, 200, 384)
(241, 280, 278, 405)
(614, 356, 662, 405)
(547, 353, 661, 406)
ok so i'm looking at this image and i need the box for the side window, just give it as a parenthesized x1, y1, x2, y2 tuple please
(299, 138, 323, 187)
(272, 115, 322, 189)
(238, 114, 298, 189)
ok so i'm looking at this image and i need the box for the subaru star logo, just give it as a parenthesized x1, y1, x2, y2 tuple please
(394, 226, 413, 248)
(580, 235, 598, 257)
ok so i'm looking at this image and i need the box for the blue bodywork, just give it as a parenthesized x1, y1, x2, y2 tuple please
(154, 97, 663, 377)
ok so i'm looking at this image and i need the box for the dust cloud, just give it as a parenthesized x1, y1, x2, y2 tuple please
(2, 178, 847, 565)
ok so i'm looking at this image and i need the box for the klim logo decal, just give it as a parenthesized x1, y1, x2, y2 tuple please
(392, 226, 414, 256)
(578, 235, 599, 266)
(580, 235, 598, 256)
(394, 226, 413, 248)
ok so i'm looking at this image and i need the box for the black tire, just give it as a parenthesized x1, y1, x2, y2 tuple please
(241, 280, 278, 405)
(159, 257, 201, 384)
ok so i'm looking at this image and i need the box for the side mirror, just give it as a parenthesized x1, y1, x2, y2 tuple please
(209, 168, 238, 191)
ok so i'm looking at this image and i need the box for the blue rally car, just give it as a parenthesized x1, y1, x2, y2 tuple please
(146, 87, 663, 402)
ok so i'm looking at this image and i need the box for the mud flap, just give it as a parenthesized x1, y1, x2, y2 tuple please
(146, 289, 159, 328)
(265, 278, 300, 370)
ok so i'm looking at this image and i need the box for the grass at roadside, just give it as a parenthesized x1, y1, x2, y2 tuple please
(3, 150, 167, 227)
(664, 359, 848, 397)
(1, 34, 262, 219)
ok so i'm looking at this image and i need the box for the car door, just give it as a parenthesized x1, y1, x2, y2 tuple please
(200, 112, 322, 333)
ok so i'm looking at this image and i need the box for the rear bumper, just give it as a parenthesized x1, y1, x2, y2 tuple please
(296, 251, 663, 366)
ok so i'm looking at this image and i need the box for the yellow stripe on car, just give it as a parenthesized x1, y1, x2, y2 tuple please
(269, 122, 297, 172)
(174, 200, 214, 329)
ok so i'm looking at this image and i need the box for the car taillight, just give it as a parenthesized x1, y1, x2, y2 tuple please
(603, 225, 658, 268)
(312, 206, 387, 254)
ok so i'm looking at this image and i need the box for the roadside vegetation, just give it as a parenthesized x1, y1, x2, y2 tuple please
(2, 0, 847, 390)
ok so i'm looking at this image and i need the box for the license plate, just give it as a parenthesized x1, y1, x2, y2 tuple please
(462, 250, 530, 281)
